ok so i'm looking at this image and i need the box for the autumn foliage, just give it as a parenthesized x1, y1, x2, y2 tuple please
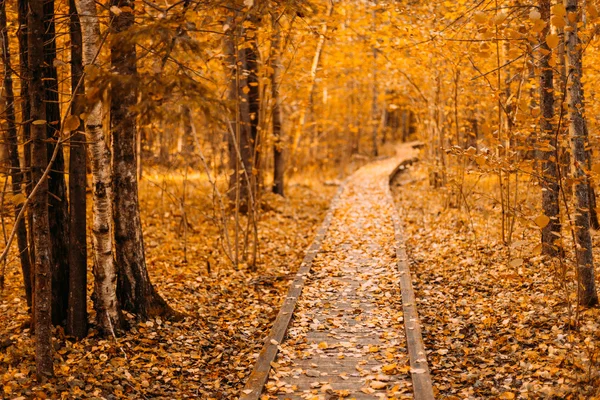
(0, 0, 599, 398)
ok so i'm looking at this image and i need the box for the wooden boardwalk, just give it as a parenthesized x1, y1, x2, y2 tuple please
(241, 145, 434, 400)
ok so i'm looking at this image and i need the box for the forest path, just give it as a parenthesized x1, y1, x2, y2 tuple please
(242, 144, 433, 400)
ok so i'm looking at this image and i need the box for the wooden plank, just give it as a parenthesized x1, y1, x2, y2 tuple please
(387, 161, 436, 400)
(239, 182, 347, 400)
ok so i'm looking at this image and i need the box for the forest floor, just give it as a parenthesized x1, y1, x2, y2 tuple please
(2, 153, 600, 400)
(0, 167, 346, 399)
(391, 163, 600, 399)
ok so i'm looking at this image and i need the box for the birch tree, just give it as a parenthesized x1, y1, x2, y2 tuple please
(75, 0, 124, 333)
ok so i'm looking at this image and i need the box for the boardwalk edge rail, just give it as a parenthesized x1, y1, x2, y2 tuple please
(240, 146, 435, 400)
(387, 155, 436, 400)
(239, 181, 347, 400)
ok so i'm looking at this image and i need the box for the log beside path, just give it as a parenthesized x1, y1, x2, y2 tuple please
(241, 143, 434, 400)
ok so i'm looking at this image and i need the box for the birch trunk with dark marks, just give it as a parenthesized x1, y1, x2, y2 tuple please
(67, 0, 88, 339)
(29, 0, 54, 379)
(0, 0, 32, 308)
(17, 0, 35, 272)
(271, 14, 284, 196)
(538, 0, 561, 257)
(110, 0, 175, 319)
(565, 0, 598, 306)
(75, 0, 124, 334)
(43, 0, 70, 326)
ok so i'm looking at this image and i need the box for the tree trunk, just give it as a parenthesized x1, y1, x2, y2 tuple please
(271, 14, 284, 196)
(370, 3, 378, 157)
(538, 0, 562, 258)
(75, 0, 124, 334)
(29, 0, 54, 380)
(43, 0, 70, 327)
(583, 115, 600, 230)
(565, 0, 598, 306)
(225, 17, 260, 211)
(17, 0, 35, 275)
(67, 0, 88, 339)
(181, 105, 194, 158)
(110, 0, 175, 319)
(0, 0, 32, 309)
(291, 1, 334, 163)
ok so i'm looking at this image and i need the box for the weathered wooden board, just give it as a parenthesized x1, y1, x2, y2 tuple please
(239, 182, 346, 400)
(387, 159, 436, 400)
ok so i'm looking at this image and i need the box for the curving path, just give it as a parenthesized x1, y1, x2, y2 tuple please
(241, 145, 433, 400)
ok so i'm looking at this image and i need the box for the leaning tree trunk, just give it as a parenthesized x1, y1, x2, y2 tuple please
(29, 0, 54, 380)
(43, 0, 70, 327)
(0, 0, 32, 309)
(67, 0, 88, 339)
(110, 0, 175, 319)
(538, 0, 562, 258)
(75, 0, 124, 334)
(565, 0, 598, 306)
(271, 14, 284, 196)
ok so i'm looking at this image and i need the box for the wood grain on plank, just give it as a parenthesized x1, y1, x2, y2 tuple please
(387, 159, 436, 400)
(239, 183, 346, 400)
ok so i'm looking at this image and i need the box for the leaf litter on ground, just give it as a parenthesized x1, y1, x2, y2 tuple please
(0, 169, 336, 399)
(392, 163, 600, 399)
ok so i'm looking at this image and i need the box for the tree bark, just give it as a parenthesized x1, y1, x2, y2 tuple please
(225, 16, 260, 212)
(181, 105, 194, 158)
(271, 14, 284, 196)
(67, 0, 88, 339)
(29, 0, 54, 380)
(370, 3, 378, 157)
(565, 0, 598, 306)
(75, 0, 124, 334)
(43, 0, 70, 327)
(17, 0, 35, 276)
(110, 0, 175, 319)
(0, 0, 32, 309)
(291, 1, 334, 162)
(538, 0, 562, 258)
